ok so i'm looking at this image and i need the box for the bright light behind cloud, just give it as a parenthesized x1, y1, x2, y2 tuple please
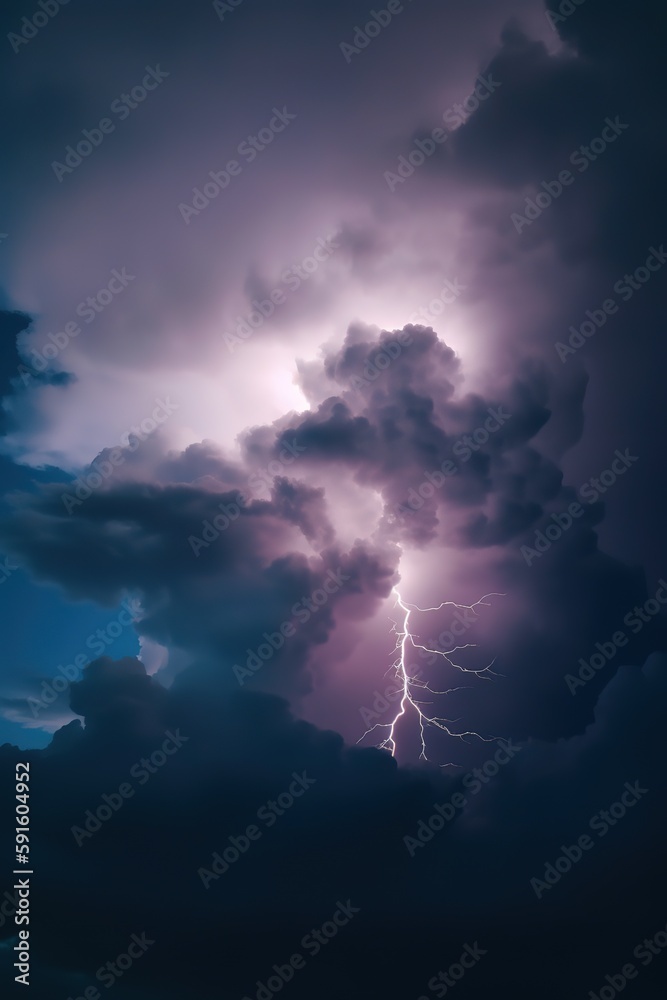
(5, 186, 487, 471)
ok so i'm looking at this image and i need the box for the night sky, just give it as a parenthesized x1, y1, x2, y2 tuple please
(1, 0, 666, 997)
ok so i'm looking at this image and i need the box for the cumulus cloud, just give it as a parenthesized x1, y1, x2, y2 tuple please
(0, 1, 665, 995)
(1, 319, 658, 747)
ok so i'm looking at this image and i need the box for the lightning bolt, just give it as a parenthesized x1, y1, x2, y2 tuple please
(358, 586, 504, 766)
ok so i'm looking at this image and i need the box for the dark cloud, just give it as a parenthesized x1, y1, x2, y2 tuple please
(265, 326, 561, 547)
(1, 320, 660, 750)
(0, 310, 74, 436)
(0, 474, 399, 698)
(1, 1, 666, 997)
(0, 653, 665, 998)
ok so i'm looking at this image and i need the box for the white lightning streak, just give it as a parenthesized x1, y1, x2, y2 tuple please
(358, 586, 504, 766)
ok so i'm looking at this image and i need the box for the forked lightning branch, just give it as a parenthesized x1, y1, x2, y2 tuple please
(358, 587, 503, 764)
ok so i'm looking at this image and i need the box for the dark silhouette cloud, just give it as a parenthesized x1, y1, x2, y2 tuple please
(0, 1, 665, 997)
